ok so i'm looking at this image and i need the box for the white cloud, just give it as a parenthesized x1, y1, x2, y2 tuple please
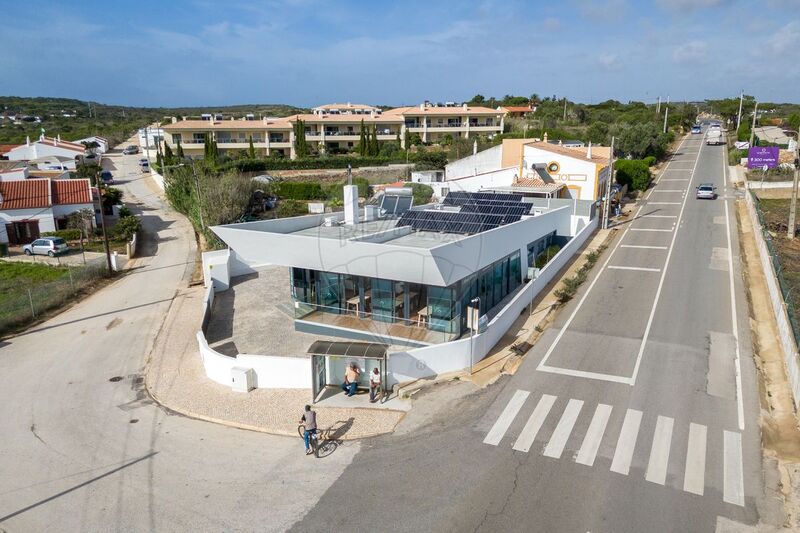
(768, 21, 800, 53)
(673, 40, 709, 64)
(597, 53, 621, 69)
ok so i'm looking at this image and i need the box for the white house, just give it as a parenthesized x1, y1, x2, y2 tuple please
(0, 178, 93, 244)
(4, 136, 86, 164)
(522, 142, 609, 201)
(27, 155, 77, 171)
(73, 136, 110, 154)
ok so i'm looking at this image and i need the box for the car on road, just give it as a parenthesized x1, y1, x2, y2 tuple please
(691, 125, 702, 134)
(23, 237, 70, 257)
(122, 145, 139, 155)
(138, 158, 150, 171)
(696, 183, 717, 200)
(100, 170, 114, 184)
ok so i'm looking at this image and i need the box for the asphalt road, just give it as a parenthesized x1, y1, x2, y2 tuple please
(0, 146, 359, 532)
(292, 132, 763, 532)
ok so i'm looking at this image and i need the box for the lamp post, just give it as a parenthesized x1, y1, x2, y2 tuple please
(468, 297, 481, 374)
(95, 168, 113, 275)
(603, 136, 616, 230)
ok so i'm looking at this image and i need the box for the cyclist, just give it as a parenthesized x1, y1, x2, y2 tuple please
(299, 404, 317, 455)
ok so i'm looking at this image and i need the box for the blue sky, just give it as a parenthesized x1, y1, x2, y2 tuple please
(1, 0, 798, 107)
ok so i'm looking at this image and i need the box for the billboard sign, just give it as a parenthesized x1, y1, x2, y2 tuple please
(747, 146, 779, 169)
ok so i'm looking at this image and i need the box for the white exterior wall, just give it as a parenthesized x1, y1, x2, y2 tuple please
(429, 167, 518, 199)
(445, 144, 503, 180)
(6, 143, 82, 162)
(0, 208, 56, 243)
(523, 146, 600, 200)
(0, 168, 28, 181)
(52, 202, 93, 220)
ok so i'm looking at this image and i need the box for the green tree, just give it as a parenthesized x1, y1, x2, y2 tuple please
(293, 119, 309, 158)
(358, 119, 367, 156)
(787, 113, 800, 134)
(176, 140, 184, 159)
(248, 135, 256, 159)
(163, 142, 175, 166)
(369, 124, 379, 156)
(113, 215, 142, 240)
(470, 94, 486, 104)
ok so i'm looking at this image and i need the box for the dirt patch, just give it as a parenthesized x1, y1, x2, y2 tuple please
(106, 317, 123, 330)
(737, 199, 800, 528)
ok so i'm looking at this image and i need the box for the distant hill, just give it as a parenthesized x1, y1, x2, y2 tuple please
(0, 96, 307, 146)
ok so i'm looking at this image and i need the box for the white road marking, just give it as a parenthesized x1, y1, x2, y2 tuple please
(723, 430, 745, 506)
(537, 136, 691, 384)
(543, 399, 584, 459)
(645, 416, 674, 485)
(484, 389, 529, 446)
(512, 394, 556, 453)
(639, 215, 678, 219)
(607, 265, 661, 272)
(647, 202, 682, 205)
(629, 228, 673, 233)
(660, 178, 690, 182)
(650, 189, 686, 193)
(683, 423, 707, 495)
(576, 404, 613, 466)
(630, 137, 704, 384)
(610, 409, 643, 475)
(620, 245, 668, 250)
(723, 155, 745, 431)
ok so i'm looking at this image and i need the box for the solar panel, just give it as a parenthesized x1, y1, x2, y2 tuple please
(396, 209, 522, 235)
(442, 191, 523, 206)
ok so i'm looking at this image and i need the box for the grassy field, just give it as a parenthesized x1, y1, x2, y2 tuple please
(756, 198, 800, 331)
(0, 260, 108, 336)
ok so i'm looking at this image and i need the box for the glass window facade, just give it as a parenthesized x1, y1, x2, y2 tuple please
(527, 231, 557, 270)
(291, 249, 522, 340)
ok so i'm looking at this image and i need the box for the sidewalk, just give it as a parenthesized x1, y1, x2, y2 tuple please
(144, 285, 407, 440)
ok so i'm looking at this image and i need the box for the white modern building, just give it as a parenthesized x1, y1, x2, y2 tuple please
(73, 136, 110, 154)
(199, 186, 598, 395)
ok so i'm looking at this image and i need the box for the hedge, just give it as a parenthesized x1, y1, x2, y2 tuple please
(42, 229, 82, 241)
(219, 150, 448, 172)
(273, 181, 326, 200)
(643, 156, 657, 167)
(615, 159, 651, 191)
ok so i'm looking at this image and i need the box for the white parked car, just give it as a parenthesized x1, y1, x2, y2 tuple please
(23, 237, 70, 257)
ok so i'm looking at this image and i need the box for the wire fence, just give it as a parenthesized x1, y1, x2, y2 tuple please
(750, 191, 800, 348)
(0, 258, 110, 336)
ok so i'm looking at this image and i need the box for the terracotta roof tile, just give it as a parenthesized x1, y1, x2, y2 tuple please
(52, 179, 92, 205)
(0, 178, 50, 210)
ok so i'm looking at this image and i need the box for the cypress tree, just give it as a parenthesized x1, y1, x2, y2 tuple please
(176, 140, 184, 159)
(358, 119, 367, 156)
(164, 143, 174, 166)
(248, 135, 256, 159)
(370, 124, 379, 156)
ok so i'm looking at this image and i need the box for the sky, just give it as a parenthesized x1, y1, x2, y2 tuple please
(1, 0, 799, 108)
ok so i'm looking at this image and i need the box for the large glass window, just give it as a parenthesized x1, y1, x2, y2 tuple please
(371, 279, 395, 323)
(291, 268, 314, 303)
(316, 272, 342, 313)
(509, 252, 521, 292)
(428, 286, 457, 333)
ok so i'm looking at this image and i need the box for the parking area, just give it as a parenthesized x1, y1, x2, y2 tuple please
(1, 248, 118, 267)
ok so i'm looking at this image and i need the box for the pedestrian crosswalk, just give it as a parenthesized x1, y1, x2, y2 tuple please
(482, 390, 745, 507)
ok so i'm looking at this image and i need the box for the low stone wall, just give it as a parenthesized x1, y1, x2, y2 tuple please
(745, 191, 800, 406)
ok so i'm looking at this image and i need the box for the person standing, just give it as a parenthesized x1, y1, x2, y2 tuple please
(369, 367, 382, 403)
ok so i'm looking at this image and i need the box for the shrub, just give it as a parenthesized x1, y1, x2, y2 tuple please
(273, 181, 326, 200)
(274, 199, 309, 218)
(408, 183, 434, 205)
(615, 159, 651, 191)
(118, 205, 132, 218)
(534, 245, 562, 268)
(113, 215, 141, 240)
(42, 229, 82, 241)
(413, 151, 448, 171)
(324, 178, 371, 201)
(643, 156, 657, 167)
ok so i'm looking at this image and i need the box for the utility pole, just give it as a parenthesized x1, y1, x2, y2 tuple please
(663, 103, 669, 134)
(749, 101, 759, 148)
(95, 169, 113, 275)
(656, 96, 661, 114)
(788, 132, 800, 240)
(192, 163, 205, 230)
(736, 90, 744, 131)
(563, 98, 567, 121)
(603, 136, 616, 230)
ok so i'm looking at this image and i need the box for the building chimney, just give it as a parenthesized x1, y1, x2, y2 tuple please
(586, 142, 592, 160)
(52, 137, 57, 146)
(558, 139, 562, 146)
(343, 184, 359, 225)
(473, 139, 478, 155)
(25, 136, 30, 146)
(462, 103, 468, 110)
(419, 103, 425, 111)
(57, 134, 61, 142)
(543, 132, 548, 143)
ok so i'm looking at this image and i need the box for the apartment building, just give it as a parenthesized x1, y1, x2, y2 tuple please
(161, 102, 505, 159)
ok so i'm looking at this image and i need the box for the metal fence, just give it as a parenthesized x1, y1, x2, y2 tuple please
(0, 258, 110, 335)
(750, 191, 800, 347)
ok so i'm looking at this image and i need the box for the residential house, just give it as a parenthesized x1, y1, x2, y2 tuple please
(73, 136, 110, 154)
(4, 136, 86, 164)
(0, 178, 93, 244)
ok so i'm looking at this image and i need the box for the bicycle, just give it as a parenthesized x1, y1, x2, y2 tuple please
(298, 424, 320, 457)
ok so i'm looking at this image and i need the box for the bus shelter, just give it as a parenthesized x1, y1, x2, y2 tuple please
(307, 341, 388, 403)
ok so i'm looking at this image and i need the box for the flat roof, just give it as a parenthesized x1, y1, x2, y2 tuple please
(290, 217, 469, 249)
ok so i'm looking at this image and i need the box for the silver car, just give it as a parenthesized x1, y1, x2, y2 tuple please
(23, 237, 70, 257)
(696, 183, 717, 200)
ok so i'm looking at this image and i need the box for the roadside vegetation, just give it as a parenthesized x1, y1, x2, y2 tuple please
(0, 260, 110, 336)
(554, 244, 608, 304)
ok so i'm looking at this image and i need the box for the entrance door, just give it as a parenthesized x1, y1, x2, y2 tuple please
(5, 220, 40, 245)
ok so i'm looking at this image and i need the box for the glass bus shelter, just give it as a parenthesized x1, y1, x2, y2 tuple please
(307, 341, 388, 403)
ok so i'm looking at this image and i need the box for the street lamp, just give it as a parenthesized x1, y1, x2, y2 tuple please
(468, 297, 481, 374)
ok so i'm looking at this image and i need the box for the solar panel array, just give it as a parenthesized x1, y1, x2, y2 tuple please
(442, 191, 523, 206)
(396, 210, 522, 234)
